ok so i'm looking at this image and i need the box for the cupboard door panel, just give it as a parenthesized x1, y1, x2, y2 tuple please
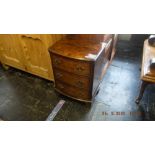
(0, 34, 24, 70)
(20, 35, 53, 80)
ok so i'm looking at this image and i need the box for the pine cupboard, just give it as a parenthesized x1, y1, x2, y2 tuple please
(0, 34, 64, 80)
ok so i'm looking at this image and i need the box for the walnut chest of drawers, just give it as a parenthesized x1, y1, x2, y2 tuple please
(49, 35, 117, 103)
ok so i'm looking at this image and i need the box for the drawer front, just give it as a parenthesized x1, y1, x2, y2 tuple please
(55, 81, 91, 100)
(54, 69, 90, 90)
(52, 54, 91, 76)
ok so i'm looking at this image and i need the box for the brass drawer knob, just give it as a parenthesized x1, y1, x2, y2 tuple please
(78, 92, 84, 97)
(76, 81, 84, 88)
(56, 72, 63, 78)
(54, 59, 61, 65)
(58, 84, 64, 89)
(76, 66, 85, 72)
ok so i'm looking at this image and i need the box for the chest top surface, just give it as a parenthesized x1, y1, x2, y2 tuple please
(49, 38, 107, 61)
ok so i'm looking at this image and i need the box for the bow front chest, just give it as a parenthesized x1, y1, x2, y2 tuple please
(49, 34, 118, 103)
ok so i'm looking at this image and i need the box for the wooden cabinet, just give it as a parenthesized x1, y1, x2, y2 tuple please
(0, 34, 25, 70)
(0, 34, 64, 80)
(136, 40, 155, 104)
(49, 34, 118, 102)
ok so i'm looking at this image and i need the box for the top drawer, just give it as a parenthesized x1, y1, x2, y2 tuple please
(51, 54, 91, 76)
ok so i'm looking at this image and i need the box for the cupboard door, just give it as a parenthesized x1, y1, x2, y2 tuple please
(0, 34, 25, 70)
(20, 34, 53, 80)
(0, 34, 65, 81)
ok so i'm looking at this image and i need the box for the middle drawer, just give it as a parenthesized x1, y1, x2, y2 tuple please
(54, 68, 90, 90)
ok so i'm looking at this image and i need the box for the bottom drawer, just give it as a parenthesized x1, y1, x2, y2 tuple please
(55, 81, 91, 101)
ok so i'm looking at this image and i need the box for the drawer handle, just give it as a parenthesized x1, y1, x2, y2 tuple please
(76, 81, 84, 88)
(58, 84, 64, 89)
(56, 72, 63, 78)
(76, 66, 85, 72)
(78, 92, 84, 97)
(54, 59, 61, 65)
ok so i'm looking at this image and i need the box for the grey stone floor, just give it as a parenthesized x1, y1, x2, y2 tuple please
(0, 45, 155, 121)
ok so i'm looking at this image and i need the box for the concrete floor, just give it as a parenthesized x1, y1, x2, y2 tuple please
(0, 43, 155, 121)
